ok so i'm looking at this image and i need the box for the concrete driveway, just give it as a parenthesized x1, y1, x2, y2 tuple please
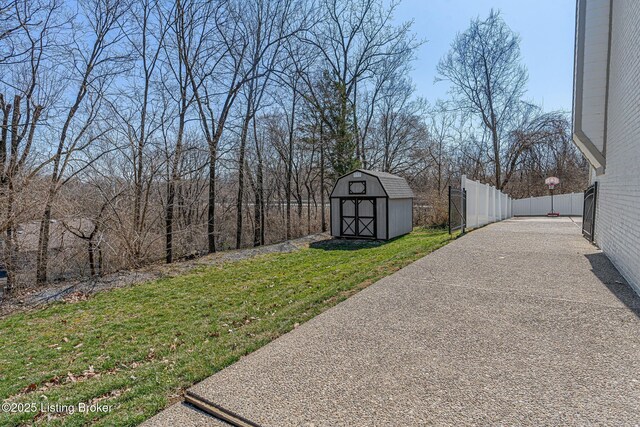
(144, 217, 640, 426)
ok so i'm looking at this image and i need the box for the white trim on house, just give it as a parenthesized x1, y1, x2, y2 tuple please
(572, 0, 612, 175)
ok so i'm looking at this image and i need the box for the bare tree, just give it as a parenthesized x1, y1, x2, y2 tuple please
(36, 0, 130, 284)
(235, 0, 302, 248)
(180, 0, 250, 254)
(368, 77, 427, 173)
(424, 101, 457, 197)
(61, 184, 122, 277)
(164, 0, 194, 263)
(0, 94, 43, 293)
(436, 10, 527, 189)
(125, 0, 167, 262)
(303, 0, 418, 167)
(0, 0, 65, 293)
(502, 108, 580, 194)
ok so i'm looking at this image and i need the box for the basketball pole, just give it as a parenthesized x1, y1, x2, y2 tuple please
(545, 177, 560, 216)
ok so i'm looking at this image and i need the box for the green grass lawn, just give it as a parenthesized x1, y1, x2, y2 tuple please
(0, 228, 452, 426)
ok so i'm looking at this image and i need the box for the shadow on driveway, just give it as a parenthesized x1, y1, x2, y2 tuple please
(585, 252, 640, 319)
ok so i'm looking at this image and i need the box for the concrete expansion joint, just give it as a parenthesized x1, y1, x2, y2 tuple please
(428, 280, 634, 310)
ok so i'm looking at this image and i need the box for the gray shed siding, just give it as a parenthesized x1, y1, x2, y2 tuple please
(376, 198, 387, 240)
(330, 198, 339, 237)
(388, 198, 413, 239)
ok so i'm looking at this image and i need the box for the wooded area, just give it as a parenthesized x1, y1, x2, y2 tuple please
(0, 1, 586, 296)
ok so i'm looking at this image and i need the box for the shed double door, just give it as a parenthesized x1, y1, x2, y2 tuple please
(340, 198, 376, 238)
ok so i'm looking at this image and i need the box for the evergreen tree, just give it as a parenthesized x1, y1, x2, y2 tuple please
(318, 71, 360, 176)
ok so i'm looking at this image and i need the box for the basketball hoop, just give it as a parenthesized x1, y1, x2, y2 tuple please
(545, 176, 560, 190)
(545, 177, 560, 216)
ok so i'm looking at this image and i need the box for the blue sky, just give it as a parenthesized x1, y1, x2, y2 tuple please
(394, 0, 576, 112)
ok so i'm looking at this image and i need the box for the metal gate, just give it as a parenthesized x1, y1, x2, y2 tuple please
(582, 182, 597, 242)
(340, 198, 376, 238)
(448, 186, 466, 234)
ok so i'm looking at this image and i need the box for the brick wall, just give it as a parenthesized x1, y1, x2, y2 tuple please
(593, 0, 640, 293)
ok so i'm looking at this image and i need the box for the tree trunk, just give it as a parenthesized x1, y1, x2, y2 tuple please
(320, 124, 327, 233)
(259, 160, 265, 246)
(492, 126, 501, 189)
(305, 182, 312, 235)
(296, 180, 303, 222)
(36, 201, 52, 284)
(286, 94, 296, 241)
(88, 239, 96, 277)
(207, 148, 217, 253)
(166, 84, 187, 263)
(253, 119, 265, 247)
(236, 100, 253, 249)
(3, 185, 15, 294)
(252, 173, 261, 248)
(98, 246, 103, 276)
(133, 105, 145, 260)
(165, 179, 176, 263)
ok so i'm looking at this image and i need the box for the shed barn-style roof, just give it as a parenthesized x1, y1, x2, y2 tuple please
(334, 169, 414, 199)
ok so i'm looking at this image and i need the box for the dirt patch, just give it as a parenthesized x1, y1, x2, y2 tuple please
(0, 233, 331, 317)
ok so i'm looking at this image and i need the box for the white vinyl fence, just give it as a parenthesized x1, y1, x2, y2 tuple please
(461, 175, 512, 229)
(511, 192, 583, 216)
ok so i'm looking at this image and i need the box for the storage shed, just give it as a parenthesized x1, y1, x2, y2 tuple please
(330, 169, 414, 240)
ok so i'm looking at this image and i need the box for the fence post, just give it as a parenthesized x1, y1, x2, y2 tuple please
(448, 185, 451, 235)
(485, 184, 490, 225)
(462, 189, 467, 233)
(496, 188, 499, 220)
(491, 186, 496, 222)
(461, 175, 467, 227)
(505, 194, 507, 218)
(503, 193, 507, 219)
(475, 182, 479, 228)
(486, 184, 489, 224)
